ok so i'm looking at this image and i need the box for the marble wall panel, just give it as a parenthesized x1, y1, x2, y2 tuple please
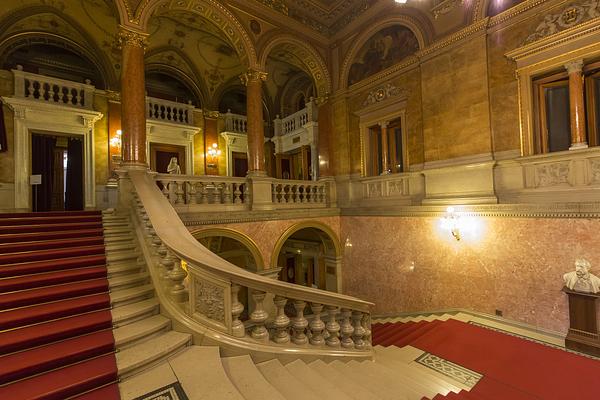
(341, 215, 600, 334)
(190, 216, 342, 271)
(0, 71, 14, 183)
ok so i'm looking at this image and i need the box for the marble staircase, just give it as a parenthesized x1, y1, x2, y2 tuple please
(103, 212, 192, 382)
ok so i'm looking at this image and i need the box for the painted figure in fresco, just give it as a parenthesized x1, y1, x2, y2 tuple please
(563, 258, 600, 293)
(167, 157, 181, 174)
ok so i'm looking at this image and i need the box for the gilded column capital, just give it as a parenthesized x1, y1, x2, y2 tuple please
(315, 93, 330, 106)
(565, 59, 584, 74)
(240, 69, 268, 86)
(204, 110, 220, 119)
(118, 26, 149, 50)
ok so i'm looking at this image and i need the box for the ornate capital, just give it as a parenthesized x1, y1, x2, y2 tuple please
(565, 59, 584, 74)
(315, 94, 330, 106)
(204, 110, 220, 119)
(118, 27, 149, 50)
(240, 69, 268, 86)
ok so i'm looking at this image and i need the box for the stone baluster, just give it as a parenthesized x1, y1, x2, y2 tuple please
(231, 284, 245, 338)
(243, 183, 251, 205)
(312, 186, 318, 203)
(291, 300, 308, 345)
(234, 183, 242, 204)
(161, 180, 170, 199)
(198, 183, 208, 204)
(302, 185, 309, 203)
(175, 181, 184, 204)
(294, 186, 301, 203)
(362, 313, 372, 346)
(160, 249, 175, 283)
(272, 184, 278, 203)
(250, 290, 269, 341)
(169, 255, 188, 302)
(273, 295, 290, 343)
(340, 308, 355, 348)
(187, 182, 197, 204)
(309, 303, 325, 345)
(325, 306, 340, 347)
(223, 183, 232, 204)
(212, 183, 221, 204)
(352, 311, 366, 349)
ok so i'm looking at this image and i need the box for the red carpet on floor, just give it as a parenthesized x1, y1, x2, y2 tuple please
(0, 211, 120, 400)
(376, 318, 600, 400)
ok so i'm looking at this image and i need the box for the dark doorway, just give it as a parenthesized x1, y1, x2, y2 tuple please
(232, 151, 248, 177)
(31, 133, 84, 212)
(150, 143, 186, 174)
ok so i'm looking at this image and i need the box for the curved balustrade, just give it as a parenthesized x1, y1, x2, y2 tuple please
(156, 174, 248, 208)
(126, 170, 372, 357)
(147, 97, 194, 125)
(281, 108, 309, 135)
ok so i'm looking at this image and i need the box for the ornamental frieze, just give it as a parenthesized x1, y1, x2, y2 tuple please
(362, 84, 408, 107)
(194, 280, 225, 323)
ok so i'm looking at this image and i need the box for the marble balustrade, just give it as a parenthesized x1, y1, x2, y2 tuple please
(127, 170, 373, 355)
(146, 97, 195, 125)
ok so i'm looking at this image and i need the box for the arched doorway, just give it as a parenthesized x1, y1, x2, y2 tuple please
(272, 222, 342, 293)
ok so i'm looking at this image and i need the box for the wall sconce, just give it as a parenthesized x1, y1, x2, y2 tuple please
(206, 143, 221, 168)
(443, 206, 461, 241)
(110, 129, 122, 149)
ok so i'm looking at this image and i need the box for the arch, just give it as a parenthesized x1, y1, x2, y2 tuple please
(145, 46, 209, 107)
(271, 221, 342, 270)
(0, 6, 118, 88)
(133, 0, 258, 69)
(339, 15, 428, 90)
(190, 227, 265, 271)
(259, 34, 331, 98)
(480, 0, 525, 18)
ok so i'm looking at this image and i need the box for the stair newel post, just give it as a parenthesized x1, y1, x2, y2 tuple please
(272, 295, 290, 344)
(169, 255, 188, 303)
(187, 182, 197, 204)
(340, 308, 355, 348)
(249, 290, 269, 341)
(160, 249, 175, 283)
(309, 303, 325, 346)
(325, 305, 340, 347)
(231, 284, 246, 338)
(175, 181, 185, 204)
(352, 311, 366, 349)
(291, 300, 309, 345)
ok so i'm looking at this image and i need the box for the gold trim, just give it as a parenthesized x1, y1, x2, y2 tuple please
(190, 227, 266, 271)
(240, 69, 268, 86)
(118, 26, 149, 49)
(270, 221, 342, 269)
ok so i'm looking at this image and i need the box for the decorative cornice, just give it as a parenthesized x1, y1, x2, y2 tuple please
(118, 26, 149, 49)
(178, 207, 340, 226)
(488, 0, 549, 28)
(419, 17, 489, 59)
(239, 69, 268, 86)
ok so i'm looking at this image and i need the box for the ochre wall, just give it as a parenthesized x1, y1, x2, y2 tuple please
(0, 70, 14, 183)
(340, 215, 600, 334)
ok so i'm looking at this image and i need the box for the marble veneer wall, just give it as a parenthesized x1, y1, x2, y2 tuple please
(340, 215, 600, 334)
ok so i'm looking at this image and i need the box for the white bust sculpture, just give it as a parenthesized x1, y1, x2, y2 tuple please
(563, 258, 600, 294)
(167, 157, 181, 174)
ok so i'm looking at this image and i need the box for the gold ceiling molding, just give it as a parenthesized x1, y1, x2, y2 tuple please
(487, 0, 549, 28)
(118, 26, 149, 49)
(258, 35, 332, 97)
(419, 17, 489, 59)
(339, 15, 428, 90)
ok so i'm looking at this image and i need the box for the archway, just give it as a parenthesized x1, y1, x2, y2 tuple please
(272, 222, 342, 293)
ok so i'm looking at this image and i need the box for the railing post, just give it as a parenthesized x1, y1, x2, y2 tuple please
(309, 303, 325, 345)
(273, 295, 290, 344)
(340, 308, 355, 348)
(250, 290, 269, 341)
(291, 300, 308, 345)
(352, 311, 366, 350)
(231, 284, 246, 338)
(325, 305, 340, 347)
(273, 115, 282, 136)
(169, 255, 188, 302)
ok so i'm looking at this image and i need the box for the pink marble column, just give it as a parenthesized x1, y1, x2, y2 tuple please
(119, 28, 148, 167)
(565, 60, 588, 150)
(240, 69, 268, 175)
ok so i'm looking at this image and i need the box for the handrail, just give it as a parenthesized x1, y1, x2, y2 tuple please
(130, 170, 372, 311)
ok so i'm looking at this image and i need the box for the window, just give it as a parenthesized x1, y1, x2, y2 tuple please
(585, 66, 600, 147)
(534, 73, 571, 153)
(364, 116, 406, 176)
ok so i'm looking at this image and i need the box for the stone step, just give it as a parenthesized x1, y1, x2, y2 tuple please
(110, 284, 154, 307)
(256, 359, 320, 400)
(119, 362, 178, 400)
(102, 221, 131, 228)
(169, 346, 245, 400)
(107, 250, 140, 264)
(347, 360, 421, 400)
(367, 357, 446, 398)
(112, 298, 160, 327)
(103, 234, 135, 244)
(285, 359, 349, 400)
(113, 314, 171, 348)
(330, 360, 410, 400)
(107, 261, 143, 277)
(116, 330, 191, 379)
(105, 241, 137, 252)
(375, 346, 460, 394)
(308, 359, 381, 400)
(104, 227, 134, 236)
(221, 355, 286, 400)
(108, 272, 149, 290)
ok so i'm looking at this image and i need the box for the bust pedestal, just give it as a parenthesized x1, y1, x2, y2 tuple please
(563, 287, 600, 357)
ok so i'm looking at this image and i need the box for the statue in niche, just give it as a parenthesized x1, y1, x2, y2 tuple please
(563, 258, 600, 294)
(167, 157, 181, 174)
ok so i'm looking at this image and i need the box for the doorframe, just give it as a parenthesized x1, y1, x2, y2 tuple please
(2, 97, 102, 210)
(146, 120, 198, 175)
(221, 131, 248, 177)
(150, 143, 187, 174)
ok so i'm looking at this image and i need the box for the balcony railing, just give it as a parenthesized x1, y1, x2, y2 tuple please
(127, 170, 373, 358)
(13, 67, 95, 109)
(147, 97, 195, 125)
(223, 110, 248, 133)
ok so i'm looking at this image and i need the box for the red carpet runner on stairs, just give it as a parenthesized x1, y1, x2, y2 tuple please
(0, 211, 120, 400)
(373, 319, 600, 400)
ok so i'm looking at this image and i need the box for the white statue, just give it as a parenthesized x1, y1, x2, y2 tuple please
(563, 258, 600, 294)
(167, 157, 181, 174)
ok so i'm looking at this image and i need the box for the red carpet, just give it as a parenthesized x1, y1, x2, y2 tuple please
(0, 211, 120, 399)
(375, 319, 600, 400)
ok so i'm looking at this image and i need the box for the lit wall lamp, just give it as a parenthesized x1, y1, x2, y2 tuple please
(206, 142, 221, 168)
(394, 0, 408, 3)
(110, 129, 122, 149)
(443, 206, 461, 241)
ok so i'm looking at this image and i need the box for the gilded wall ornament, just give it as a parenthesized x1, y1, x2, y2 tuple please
(523, 0, 600, 45)
(240, 70, 268, 86)
(118, 27, 148, 49)
(362, 84, 407, 107)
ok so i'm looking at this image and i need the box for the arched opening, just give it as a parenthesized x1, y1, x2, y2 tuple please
(146, 70, 201, 107)
(192, 228, 264, 320)
(273, 223, 342, 293)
